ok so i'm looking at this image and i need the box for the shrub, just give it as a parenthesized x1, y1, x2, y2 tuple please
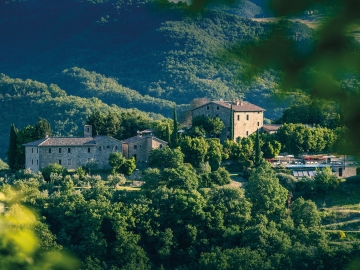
(276, 173, 296, 192)
(346, 175, 360, 183)
(41, 163, 65, 181)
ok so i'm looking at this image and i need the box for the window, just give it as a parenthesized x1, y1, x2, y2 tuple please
(88, 148, 90, 153)
(37, 148, 38, 153)
(32, 148, 33, 153)
(217, 106, 219, 110)
(115, 146, 118, 151)
(237, 115, 240, 121)
(140, 145, 142, 148)
(227, 127, 230, 131)
(134, 145, 137, 149)
(68, 159, 71, 165)
(227, 135, 229, 139)
(246, 131, 249, 136)
(37, 160, 38, 165)
(133, 154, 137, 161)
(49, 148, 51, 153)
(246, 115, 249, 120)
(257, 122, 260, 126)
(99, 146, 102, 151)
(216, 114, 219, 117)
(107, 145, 110, 149)
(207, 106, 209, 110)
(59, 148, 61, 153)
(68, 148, 71, 153)
(59, 160, 62, 165)
(160, 144, 163, 148)
(216, 134, 220, 138)
(32, 159, 33, 165)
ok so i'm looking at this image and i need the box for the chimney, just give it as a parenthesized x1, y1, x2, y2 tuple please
(236, 100, 240, 105)
(84, 125, 92, 137)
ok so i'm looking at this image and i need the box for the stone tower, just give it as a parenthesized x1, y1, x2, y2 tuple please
(84, 125, 92, 137)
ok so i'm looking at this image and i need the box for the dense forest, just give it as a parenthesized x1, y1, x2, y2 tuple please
(0, 0, 312, 109)
(0, 0, 318, 158)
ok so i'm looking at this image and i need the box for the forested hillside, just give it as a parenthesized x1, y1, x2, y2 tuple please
(0, 74, 165, 159)
(0, 0, 312, 113)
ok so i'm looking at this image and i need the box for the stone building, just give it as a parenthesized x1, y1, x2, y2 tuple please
(23, 125, 122, 173)
(122, 130, 168, 162)
(192, 100, 265, 142)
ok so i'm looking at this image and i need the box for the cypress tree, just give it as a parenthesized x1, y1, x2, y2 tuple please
(171, 106, 178, 147)
(166, 123, 171, 144)
(7, 123, 18, 170)
(229, 105, 234, 141)
(254, 128, 262, 166)
(34, 117, 52, 139)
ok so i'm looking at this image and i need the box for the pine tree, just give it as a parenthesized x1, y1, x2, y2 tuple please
(171, 106, 178, 147)
(6, 123, 18, 170)
(254, 128, 262, 166)
(229, 105, 234, 141)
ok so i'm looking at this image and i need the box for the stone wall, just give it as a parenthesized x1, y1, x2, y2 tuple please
(124, 136, 167, 162)
(27, 138, 122, 173)
(192, 102, 264, 142)
(233, 111, 263, 139)
(25, 147, 40, 172)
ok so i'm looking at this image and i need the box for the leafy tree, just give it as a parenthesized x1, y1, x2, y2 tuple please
(209, 167, 231, 186)
(246, 162, 288, 216)
(109, 152, 135, 175)
(192, 115, 225, 138)
(179, 136, 208, 167)
(6, 123, 17, 170)
(205, 138, 222, 170)
(148, 147, 184, 169)
(314, 166, 340, 193)
(109, 152, 125, 174)
(290, 197, 321, 228)
(120, 157, 136, 175)
(41, 163, 65, 181)
(276, 173, 296, 192)
(162, 165, 199, 190)
(107, 174, 126, 189)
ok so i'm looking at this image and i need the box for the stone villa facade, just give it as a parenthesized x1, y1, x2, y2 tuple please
(122, 130, 168, 162)
(23, 125, 122, 173)
(192, 100, 265, 142)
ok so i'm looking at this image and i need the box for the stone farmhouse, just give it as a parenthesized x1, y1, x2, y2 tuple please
(23, 125, 122, 173)
(192, 100, 265, 142)
(122, 130, 168, 162)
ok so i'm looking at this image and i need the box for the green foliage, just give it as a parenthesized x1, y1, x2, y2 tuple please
(109, 152, 135, 175)
(276, 173, 296, 192)
(41, 163, 65, 182)
(6, 123, 17, 170)
(192, 115, 225, 137)
(148, 147, 184, 169)
(276, 123, 337, 155)
(209, 167, 231, 186)
(179, 136, 208, 167)
(163, 165, 199, 190)
(120, 157, 136, 175)
(313, 166, 340, 193)
(246, 162, 288, 216)
(290, 197, 321, 228)
(170, 106, 178, 148)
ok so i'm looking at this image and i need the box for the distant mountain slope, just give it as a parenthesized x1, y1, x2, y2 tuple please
(0, 0, 313, 119)
(52, 68, 177, 116)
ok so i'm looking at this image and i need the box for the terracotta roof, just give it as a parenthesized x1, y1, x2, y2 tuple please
(122, 135, 167, 145)
(192, 101, 265, 112)
(23, 136, 119, 147)
(262, 124, 282, 131)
